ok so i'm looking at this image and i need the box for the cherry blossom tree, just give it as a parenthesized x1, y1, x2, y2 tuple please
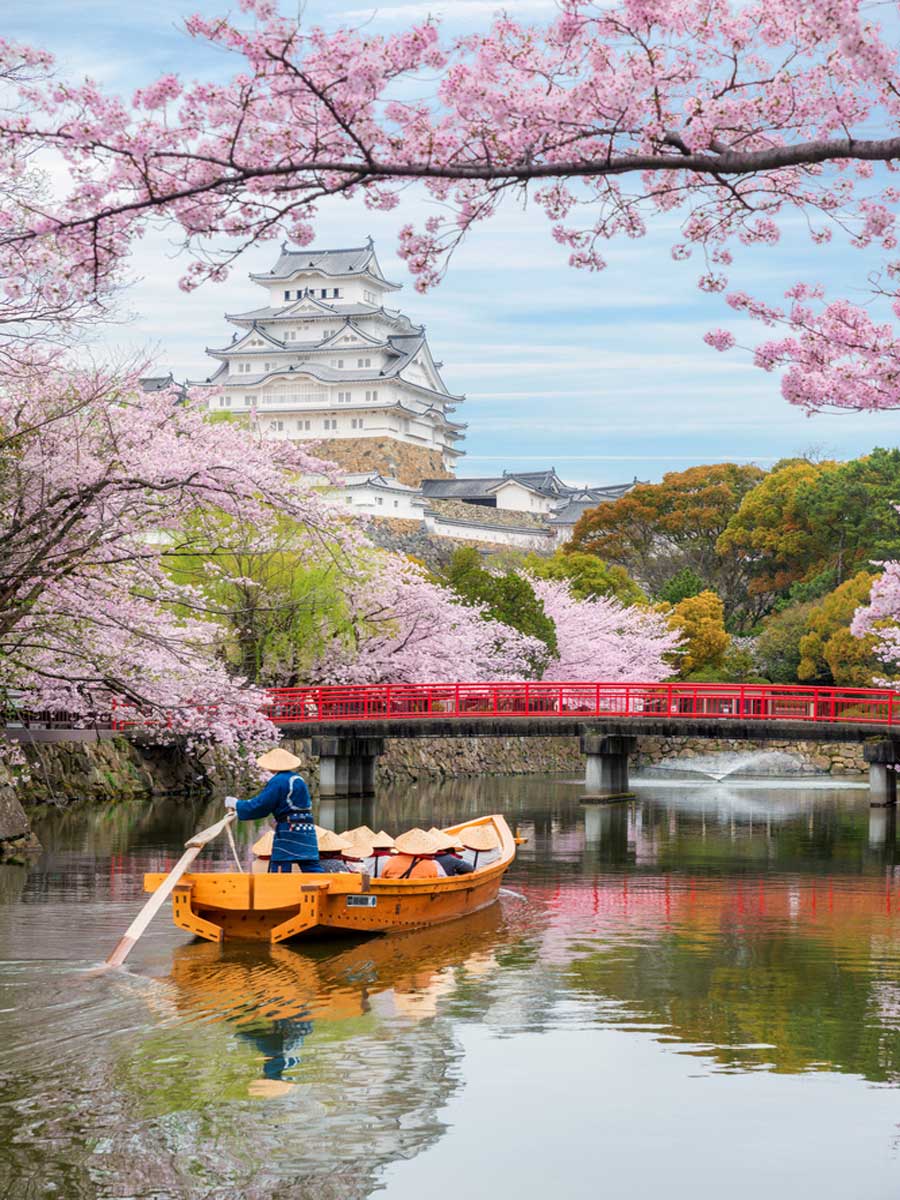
(5, 2, 900, 408)
(529, 577, 680, 682)
(850, 563, 900, 681)
(0, 361, 351, 755)
(309, 553, 544, 684)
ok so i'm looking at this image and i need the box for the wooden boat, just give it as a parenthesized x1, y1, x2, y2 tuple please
(143, 814, 515, 945)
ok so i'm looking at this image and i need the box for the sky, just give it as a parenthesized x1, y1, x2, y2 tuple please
(7, 0, 900, 485)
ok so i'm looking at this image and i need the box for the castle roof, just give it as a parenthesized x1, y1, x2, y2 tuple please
(250, 242, 401, 290)
(342, 472, 427, 496)
(422, 473, 642, 505)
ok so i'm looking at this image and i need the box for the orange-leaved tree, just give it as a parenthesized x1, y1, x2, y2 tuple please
(569, 464, 764, 630)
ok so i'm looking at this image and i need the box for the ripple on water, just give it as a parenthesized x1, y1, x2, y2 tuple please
(1, 780, 899, 1198)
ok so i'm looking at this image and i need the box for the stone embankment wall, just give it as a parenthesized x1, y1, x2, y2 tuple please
(0, 730, 868, 852)
(321, 438, 449, 486)
(0, 737, 253, 853)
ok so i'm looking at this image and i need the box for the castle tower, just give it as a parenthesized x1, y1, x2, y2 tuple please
(200, 239, 465, 485)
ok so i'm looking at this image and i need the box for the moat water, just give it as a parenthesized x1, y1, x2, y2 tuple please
(1, 775, 899, 1199)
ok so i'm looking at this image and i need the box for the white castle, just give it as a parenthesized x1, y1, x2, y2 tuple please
(198, 238, 464, 484)
(181, 237, 642, 550)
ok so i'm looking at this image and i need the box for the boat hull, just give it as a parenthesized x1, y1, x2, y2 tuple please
(144, 814, 514, 944)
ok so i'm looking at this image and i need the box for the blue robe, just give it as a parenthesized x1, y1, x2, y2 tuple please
(236, 771, 318, 865)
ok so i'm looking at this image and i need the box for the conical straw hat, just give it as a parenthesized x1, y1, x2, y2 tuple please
(428, 827, 458, 852)
(342, 825, 375, 841)
(342, 838, 374, 859)
(257, 747, 302, 772)
(461, 824, 500, 852)
(440, 828, 466, 850)
(318, 829, 352, 854)
(394, 828, 442, 856)
(252, 829, 274, 857)
(370, 830, 396, 850)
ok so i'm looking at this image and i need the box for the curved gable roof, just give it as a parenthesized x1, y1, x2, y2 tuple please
(251, 242, 401, 289)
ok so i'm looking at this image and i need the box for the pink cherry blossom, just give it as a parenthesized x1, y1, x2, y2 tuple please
(528, 577, 680, 683)
(2, 3, 900, 408)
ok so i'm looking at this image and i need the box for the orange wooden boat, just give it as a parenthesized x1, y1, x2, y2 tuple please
(143, 814, 515, 945)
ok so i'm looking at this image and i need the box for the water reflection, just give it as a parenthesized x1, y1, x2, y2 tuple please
(1, 777, 899, 1198)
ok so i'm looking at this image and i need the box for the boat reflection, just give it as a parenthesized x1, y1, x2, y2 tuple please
(153, 905, 509, 1096)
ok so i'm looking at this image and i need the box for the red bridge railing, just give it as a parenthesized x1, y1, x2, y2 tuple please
(259, 682, 900, 727)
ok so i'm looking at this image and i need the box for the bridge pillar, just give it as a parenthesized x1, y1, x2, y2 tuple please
(864, 741, 900, 807)
(580, 734, 637, 799)
(310, 736, 383, 797)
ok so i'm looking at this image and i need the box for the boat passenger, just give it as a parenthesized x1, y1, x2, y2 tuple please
(342, 829, 395, 876)
(461, 825, 501, 870)
(428, 828, 474, 876)
(380, 829, 447, 880)
(225, 749, 321, 874)
(339, 836, 373, 874)
(316, 828, 354, 873)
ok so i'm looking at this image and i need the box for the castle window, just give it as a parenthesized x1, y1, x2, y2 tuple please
(365, 389, 379, 403)
(333, 288, 341, 298)
(269, 420, 284, 432)
(337, 359, 344, 368)
(357, 357, 371, 368)
(218, 396, 231, 407)
(345, 495, 353, 504)
(297, 419, 311, 431)
(375, 496, 383, 506)
(393, 500, 399, 508)
(245, 395, 253, 403)
(284, 290, 290, 300)
(351, 417, 364, 429)
(321, 289, 328, 299)
(323, 418, 337, 431)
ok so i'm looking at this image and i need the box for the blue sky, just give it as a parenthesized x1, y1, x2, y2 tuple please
(8, 0, 900, 484)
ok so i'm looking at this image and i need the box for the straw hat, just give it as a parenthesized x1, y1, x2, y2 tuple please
(252, 829, 274, 857)
(461, 825, 500, 852)
(317, 828, 353, 854)
(370, 830, 396, 850)
(256, 747, 302, 772)
(394, 828, 442, 856)
(428, 827, 460, 852)
(343, 838, 374, 860)
(341, 825, 375, 841)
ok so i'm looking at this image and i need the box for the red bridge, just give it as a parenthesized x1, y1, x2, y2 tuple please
(260, 681, 900, 729)
(254, 682, 900, 805)
(11, 683, 900, 804)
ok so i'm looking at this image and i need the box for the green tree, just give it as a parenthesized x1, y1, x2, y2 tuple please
(166, 511, 351, 685)
(441, 548, 557, 672)
(569, 463, 766, 630)
(656, 567, 706, 606)
(755, 603, 816, 683)
(522, 549, 645, 605)
(721, 449, 900, 602)
(797, 448, 900, 584)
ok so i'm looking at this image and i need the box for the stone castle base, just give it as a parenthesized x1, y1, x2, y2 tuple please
(320, 438, 451, 487)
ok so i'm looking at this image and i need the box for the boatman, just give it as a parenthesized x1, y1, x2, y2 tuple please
(225, 748, 322, 874)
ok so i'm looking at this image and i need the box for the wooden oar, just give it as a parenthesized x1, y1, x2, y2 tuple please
(105, 811, 237, 968)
